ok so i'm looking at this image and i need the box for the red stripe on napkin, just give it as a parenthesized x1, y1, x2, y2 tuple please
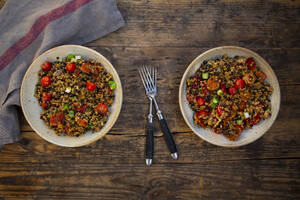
(0, 0, 93, 71)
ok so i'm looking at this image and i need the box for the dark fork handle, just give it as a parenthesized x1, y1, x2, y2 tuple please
(159, 118, 178, 158)
(145, 122, 154, 165)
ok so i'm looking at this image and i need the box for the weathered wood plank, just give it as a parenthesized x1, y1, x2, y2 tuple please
(0, 159, 299, 200)
(86, 0, 300, 48)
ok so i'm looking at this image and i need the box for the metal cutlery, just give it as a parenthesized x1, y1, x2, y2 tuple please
(139, 66, 178, 164)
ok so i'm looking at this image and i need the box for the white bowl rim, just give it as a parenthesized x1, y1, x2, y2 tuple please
(178, 46, 281, 147)
(20, 45, 123, 147)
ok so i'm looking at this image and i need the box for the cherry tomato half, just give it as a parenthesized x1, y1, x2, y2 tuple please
(96, 103, 108, 114)
(41, 101, 48, 109)
(80, 62, 91, 73)
(228, 86, 237, 95)
(41, 61, 52, 71)
(50, 113, 64, 127)
(41, 76, 51, 87)
(196, 97, 205, 106)
(246, 57, 256, 70)
(76, 118, 88, 127)
(197, 110, 209, 119)
(252, 113, 261, 125)
(186, 94, 195, 102)
(217, 107, 223, 115)
(66, 62, 76, 72)
(41, 92, 52, 101)
(86, 81, 97, 91)
(235, 125, 243, 132)
(235, 78, 245, 89)
(77, 104, 88, 113)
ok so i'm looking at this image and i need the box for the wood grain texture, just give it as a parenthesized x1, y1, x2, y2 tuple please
(1, 0, 300, 199)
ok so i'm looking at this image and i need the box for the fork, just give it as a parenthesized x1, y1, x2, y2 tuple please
(139, 66, 178, 160)
(139, 67, 154, 165)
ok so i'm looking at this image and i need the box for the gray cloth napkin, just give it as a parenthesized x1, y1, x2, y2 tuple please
(0, 0, 125, 147)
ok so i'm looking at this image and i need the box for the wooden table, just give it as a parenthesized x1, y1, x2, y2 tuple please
(1, 1, 299, 199)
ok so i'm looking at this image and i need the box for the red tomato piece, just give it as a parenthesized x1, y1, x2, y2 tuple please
(196, 97, 205, 106)
(198, 119, 206, 127)
(96, 103, 108, 114)
(197, 110, 209, 119)
(41, 92, 52, 101)
(235, 78, 245, 89)
(41, 61, 52, 71)
(66, 62, 76, 72)
(41, 76, 51, 87)
(246, 57, 256, 70)
(50, 113, 65, 127)
(228, 86, 237, 95)
(80, 62, 91, 73)
(77, 104, 87, 113)
(235, 125, 243, 132)
(76, 118, 88, 127)
(41, 101, 48, 109)
(186, 94, 195, 102)
(86, 81, 97, 91)
(252, 113, 261, 125)
(217, 107, 223, 115)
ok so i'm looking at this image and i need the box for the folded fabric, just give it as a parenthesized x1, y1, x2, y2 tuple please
(0, 0, 125, 147)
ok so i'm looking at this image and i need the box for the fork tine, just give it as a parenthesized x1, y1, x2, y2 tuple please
(140, 67, 151, 91)
(144, 66, 155, 89)
(141, 66, 153, 90)
(138, 68, 148, 91)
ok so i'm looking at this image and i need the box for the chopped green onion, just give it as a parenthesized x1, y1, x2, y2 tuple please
(87, 123, 93, 129)
(63, 104, 69, 110)
(217, 89, 223, 96)
(68, 110, 75, 118)
(212, 97, 219, 104)
(218, 67, 221, 72)
(236, 120, 243, 125)
(202, 72, 209, 79)
(67, 54, 75, 61)
(109, 81, 117, 90)
(211, 103, 217, 109)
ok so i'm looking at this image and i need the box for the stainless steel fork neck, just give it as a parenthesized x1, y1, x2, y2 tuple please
(152, 97, 163, 120)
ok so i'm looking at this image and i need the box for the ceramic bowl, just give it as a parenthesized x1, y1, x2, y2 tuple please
(21, 45, 123, 147)
(179, 46, 280, 147)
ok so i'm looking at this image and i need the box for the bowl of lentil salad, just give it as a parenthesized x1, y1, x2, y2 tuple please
(21, 45, 122, 147)
(179, 46, 280, 147)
